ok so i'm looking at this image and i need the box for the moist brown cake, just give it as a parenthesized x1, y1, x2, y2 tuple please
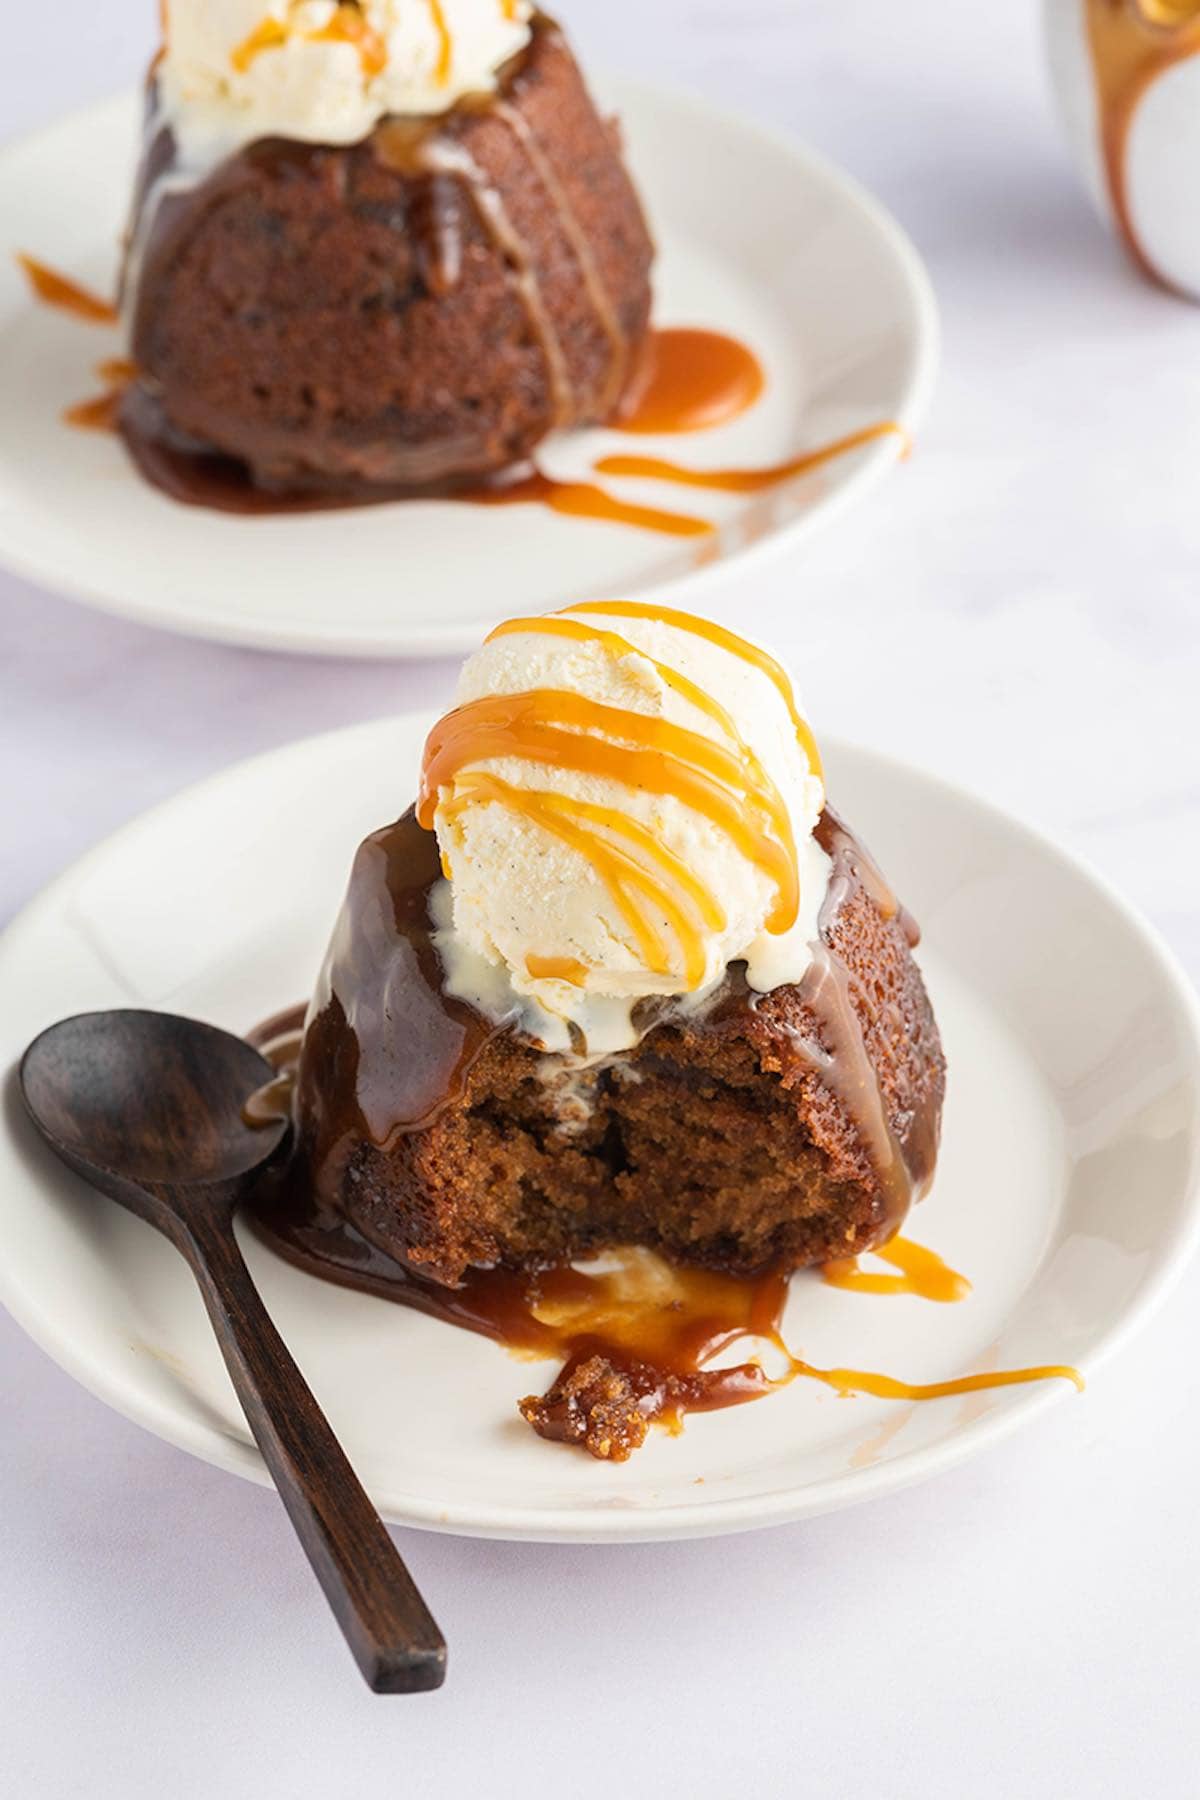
(120, 13, 654, 497)
(290, 807, 946, 1289)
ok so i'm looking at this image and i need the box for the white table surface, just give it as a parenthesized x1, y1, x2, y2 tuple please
(3, 4, 1199, 1796)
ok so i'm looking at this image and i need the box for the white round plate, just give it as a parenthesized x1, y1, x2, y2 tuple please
(0, 81, 936, 658)
(2, 715, 1197, 1543)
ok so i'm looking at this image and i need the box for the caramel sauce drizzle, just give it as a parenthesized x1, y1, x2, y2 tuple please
(564, 599, 825, 784)
(385, 22, 634, 439)
(618, 327, 765, 434)
(596, 420, 909, 494)
(486, 612, 792, 816)
(467, 415, 906, 541)
(466, 472, 711, 536)
(64, 358, 138, 434)
(421, 608, 824, 989)
(419, 692, 796, 895)
(17, 254, 118, 324)
(232, 5, 389, 79)
(419, 687, 800, 986)
(376, 126, 576, 428)
(491, 101, 630, 412)
(821, 1234, 972, 1303)
(427, 0, 453, 84)
(312, 5, 389, 77)
(231, 16, 289, 71)
(96, 356, 139, 387)
(1082, 0, 1200, 290)
(466, 417, 907, 538)
(525, 954, 590, 986)
(63, 392, 124, 433)
(799, 1356, 1083, 1405)
(442, 770, 723, 986)
(522, 1246, 1079, 1429)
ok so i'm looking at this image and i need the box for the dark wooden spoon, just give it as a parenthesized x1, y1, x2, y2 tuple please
(19, 1009, 446, 1695)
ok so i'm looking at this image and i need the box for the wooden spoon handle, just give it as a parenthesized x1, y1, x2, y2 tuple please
(179, 1208, 446, 1694)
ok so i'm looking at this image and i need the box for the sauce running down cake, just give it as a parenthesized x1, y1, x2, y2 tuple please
(249, 606, 1093, 1459)
(121, 4, 654, 498)
(279, 605, 946, 1343)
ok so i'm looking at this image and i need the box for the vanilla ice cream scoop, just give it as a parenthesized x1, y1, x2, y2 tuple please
(419, 603, 830, 1053)
(159, 0, 533, 167)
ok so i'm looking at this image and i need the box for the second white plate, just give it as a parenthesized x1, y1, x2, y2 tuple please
(0, 78, 936, 656)
(0, 715, 1197, 1541)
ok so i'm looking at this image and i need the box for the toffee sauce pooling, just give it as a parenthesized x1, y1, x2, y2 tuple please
(246, 811, 1078, 1457)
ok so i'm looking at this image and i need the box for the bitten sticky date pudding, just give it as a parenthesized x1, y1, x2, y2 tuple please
(293, 806, 942, 1289)
(256, 607, 1087, 1461)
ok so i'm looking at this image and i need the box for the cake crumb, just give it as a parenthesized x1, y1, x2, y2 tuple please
(519, 1355, 651, 1461)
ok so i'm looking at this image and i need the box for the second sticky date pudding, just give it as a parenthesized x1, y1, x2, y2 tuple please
(121, 13, 654, 499)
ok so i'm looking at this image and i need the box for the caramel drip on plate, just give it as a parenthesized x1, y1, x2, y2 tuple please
(466, 471, 712, 535)
(596, 420, 908, 494)
(254, 812, 1081, 1459)
(233, 5, 389, 78)
(250, 1162, 1083, 1460)
(419, 689, 800, 940)
(96, 356, 139, 386)
(490, 101, 630, 412)
(821, 1234, 972, 1302)
(796, 1357, 1083, 1404)
(466, 422, 905, 541)
(17, 253, 118, 324)
(64, 393, 124, 433)
(442, 771, 724, 986)
(1082, 0, 1200, 289)
(617, 328, 765, 434)
(562, 600, 824, 784)
(64, 358, 138, 433)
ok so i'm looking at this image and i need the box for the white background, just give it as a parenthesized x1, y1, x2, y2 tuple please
(3, 4, 1199, 1796)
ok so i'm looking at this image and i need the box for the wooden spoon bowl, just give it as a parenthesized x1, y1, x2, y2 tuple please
(20, 1009, 447, 1695)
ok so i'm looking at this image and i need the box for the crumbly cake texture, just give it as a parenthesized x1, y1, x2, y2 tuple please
(302, 844, 946, 1288)
(518, 1357, 652, 1461)
(125, 15, 654, 492)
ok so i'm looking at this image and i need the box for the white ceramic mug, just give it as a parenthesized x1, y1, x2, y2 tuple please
(1044, 0, 1200, 298)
